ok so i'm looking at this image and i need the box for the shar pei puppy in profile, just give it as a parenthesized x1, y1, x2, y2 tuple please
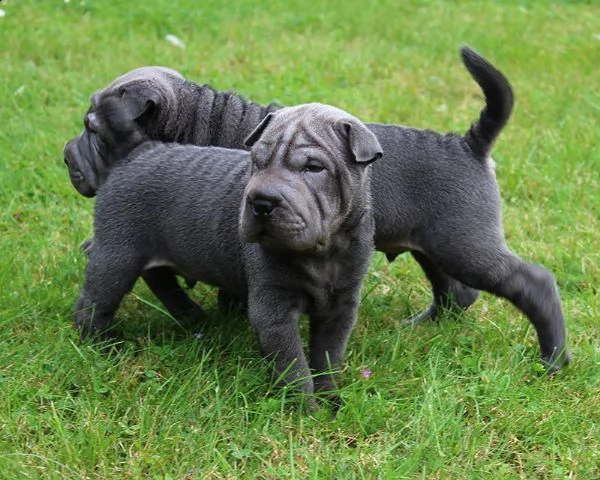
(64, 46, 571, 371)
(72, 97, 383, 403)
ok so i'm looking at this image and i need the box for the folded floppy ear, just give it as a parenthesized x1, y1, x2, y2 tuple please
(120, 87, 162, 124)
(244, 112, 275, 147)
(96, 96, 146, 157)
(337, 119, 383, 164)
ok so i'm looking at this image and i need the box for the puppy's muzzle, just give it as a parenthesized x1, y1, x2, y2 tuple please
(63, 137, 97, 198)
(63, 139, 76, 168)
(64, 140, 83, 182)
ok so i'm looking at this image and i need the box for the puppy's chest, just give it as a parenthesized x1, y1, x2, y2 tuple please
(300, 258, 358, 312)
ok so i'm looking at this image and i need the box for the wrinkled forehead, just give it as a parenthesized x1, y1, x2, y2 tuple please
(262, 103, 355, 147)
(109, 66, 184, 87)
(251, 105, 359, 164)
(273, 103, 355, 128)
(90, 66, 184, 104)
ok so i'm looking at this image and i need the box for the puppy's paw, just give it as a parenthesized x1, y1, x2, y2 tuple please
(313, 378, 343, 413)
(172, 303, 205, 328)
(317, 392, 343, 414)
(73, 296, 114, 340)
(541, 347, 572, 374)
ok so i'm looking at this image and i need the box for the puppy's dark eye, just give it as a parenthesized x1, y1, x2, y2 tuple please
(304, 162, 325, 173)
(84, 115, 93, 133)
(84, 113, 99, 133)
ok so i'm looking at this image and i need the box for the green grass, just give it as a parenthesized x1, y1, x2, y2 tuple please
(1, 0, 599, 478)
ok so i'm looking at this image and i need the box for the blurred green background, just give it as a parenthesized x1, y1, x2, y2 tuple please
(0, 1, 598, 478)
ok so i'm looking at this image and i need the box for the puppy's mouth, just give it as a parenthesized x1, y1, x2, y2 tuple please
(64, 158, 93, 198)
(245, 214, 304, 237)
(243, 224, 277, 245)
(252, 231, 280, 249)
(67, 164, 83, 183)
(64, 132, 105, 197)
(244, 222, 321, 253)
(66, 163, 96, 197)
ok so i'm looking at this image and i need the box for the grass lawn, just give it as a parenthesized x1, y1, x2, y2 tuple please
(1, 0, 598, 478)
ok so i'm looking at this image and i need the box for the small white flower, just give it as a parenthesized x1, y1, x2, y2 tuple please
(165, 34, 185, 49)
(435, 103, 447, 113)
(64, 0, 71, 4)
(0, 9, 6, 18)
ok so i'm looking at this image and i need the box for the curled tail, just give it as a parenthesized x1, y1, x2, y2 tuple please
(461, 45, 514, 158)
(94, 95, 149, 161)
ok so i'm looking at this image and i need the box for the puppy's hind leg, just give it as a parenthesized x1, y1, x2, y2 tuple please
(403, 251, 480, 325)
(438, 247, 570, 372)
(480, 254, 571, 371)
(142, 267, 203, 325)
(74, 250, 143, 340)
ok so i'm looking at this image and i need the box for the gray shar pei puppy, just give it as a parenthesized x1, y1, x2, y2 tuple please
(73, 97, 383, 401)
(64, 46, 571, 371)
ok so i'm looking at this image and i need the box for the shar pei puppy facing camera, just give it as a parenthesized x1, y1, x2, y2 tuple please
(64, 45, 571, 372)
(73, 96, 383, 403)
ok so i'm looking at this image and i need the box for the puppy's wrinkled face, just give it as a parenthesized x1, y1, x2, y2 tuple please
(240, 103, 382, 254)
(63, 66, 183, 197)
(63, 107, 110, 197)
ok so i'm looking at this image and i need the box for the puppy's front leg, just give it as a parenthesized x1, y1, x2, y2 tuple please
(74, 249, 143, 339)
(309, 294, 360, 395)
(81, 237, 202, 323)
(247, 288, 313, 397)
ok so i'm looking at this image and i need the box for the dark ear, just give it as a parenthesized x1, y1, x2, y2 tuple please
(121, 87, 161, 124)
(244, 112, 275, 147)
(337, 120, 383, 164)
(95, 96, 146, 153)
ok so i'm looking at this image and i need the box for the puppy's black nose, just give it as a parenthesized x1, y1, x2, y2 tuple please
(251, 198, 277, 217)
